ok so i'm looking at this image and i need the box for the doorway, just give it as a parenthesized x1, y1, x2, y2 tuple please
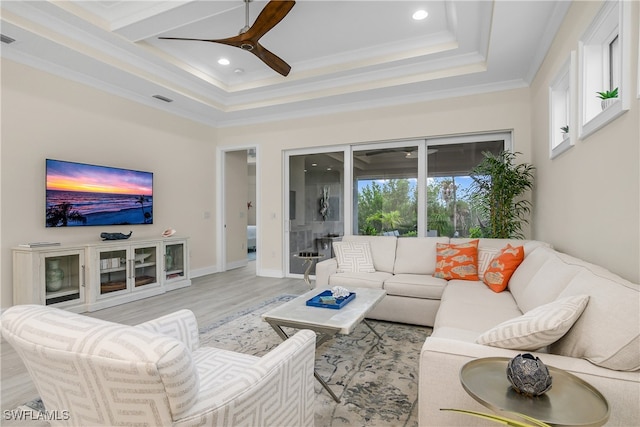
(218, 147, 258, 273)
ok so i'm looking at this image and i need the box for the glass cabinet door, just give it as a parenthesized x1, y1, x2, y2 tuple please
(164, 242, 186, 282)
(98, 248, 127, 295)
(44, 251, 84, 306)
(133, 245, 159, 289)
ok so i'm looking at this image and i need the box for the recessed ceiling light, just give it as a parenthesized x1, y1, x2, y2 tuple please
(412, 10, 428, 20)
(217, 58, 230, 65)
(311, 163, 318, 167)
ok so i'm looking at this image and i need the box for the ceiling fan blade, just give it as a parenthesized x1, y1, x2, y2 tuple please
(158, 1, 295, 76)
(245, 0, 295, 41)
(252, 43, 291, 76)
(158, 36, 219, 42)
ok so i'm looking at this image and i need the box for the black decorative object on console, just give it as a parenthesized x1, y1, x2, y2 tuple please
(100, 231, 133, 241)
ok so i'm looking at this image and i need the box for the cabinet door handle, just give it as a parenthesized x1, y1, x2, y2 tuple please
(82, 265, 86, 287)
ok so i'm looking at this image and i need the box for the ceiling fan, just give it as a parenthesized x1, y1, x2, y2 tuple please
(159, 0, 295, 76)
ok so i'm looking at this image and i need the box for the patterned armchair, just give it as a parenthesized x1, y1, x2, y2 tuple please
(1, 305, 316, 426)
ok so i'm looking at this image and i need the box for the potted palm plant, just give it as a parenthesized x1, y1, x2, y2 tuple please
(560, 125, 569, 139)
(468, 151, 535, 239)
(596, 87, 618, 110)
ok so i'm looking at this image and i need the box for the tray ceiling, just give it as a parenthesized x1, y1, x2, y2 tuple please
(0, 1, 569, 127)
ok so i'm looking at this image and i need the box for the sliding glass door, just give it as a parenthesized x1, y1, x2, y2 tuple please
(286, 150, 345, 276)
(284, 132, 510, 277)
(425, 135, 507, 237)
(352, 142, 421, 236)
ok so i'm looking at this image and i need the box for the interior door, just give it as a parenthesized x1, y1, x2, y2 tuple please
(286, 151, 345, 276)
(224, 150, 249, 270)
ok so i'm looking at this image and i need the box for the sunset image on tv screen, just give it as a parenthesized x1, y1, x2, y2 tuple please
(46, 159, 153, 227)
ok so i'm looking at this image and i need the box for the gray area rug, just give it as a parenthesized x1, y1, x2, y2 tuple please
(200, 295, 432, 426)
(22, 295, 432, 426)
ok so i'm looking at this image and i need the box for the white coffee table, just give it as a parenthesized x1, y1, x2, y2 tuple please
(262, 287, 386, 402)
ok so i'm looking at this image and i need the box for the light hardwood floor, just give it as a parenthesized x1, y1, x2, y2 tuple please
(0, 261, 310, 416)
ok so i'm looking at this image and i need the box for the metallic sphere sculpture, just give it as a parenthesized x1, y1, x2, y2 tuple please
(506, 353, 553, 397)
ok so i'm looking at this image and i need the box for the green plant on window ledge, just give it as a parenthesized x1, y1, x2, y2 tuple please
(596, 87, 618, 99)
(560, 125, 569, 134)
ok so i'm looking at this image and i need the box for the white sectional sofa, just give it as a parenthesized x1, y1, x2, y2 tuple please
(315, 235, 640, 426)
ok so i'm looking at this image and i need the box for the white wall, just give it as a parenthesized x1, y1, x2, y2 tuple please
(1, 59, 218, 308)
(529, 1, 639, 282)
(218, 88, 533, 275)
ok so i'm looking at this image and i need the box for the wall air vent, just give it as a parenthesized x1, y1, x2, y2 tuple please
(152, 95, 173, 103)
(1, 34, 16, 44)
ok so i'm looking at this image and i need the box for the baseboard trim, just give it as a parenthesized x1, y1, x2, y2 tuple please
(191, 265, 218, 278)
(226, 259, 248, 270)
(190, 265, 284, 279)
(257, 268, 284, 278)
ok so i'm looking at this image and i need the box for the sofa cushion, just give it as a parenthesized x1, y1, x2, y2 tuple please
(434, 240, 479, 280)
(393, 237, 449, 274)
(509, 247, 581, 313)
(342, 235, 397, 273)
(483, 244, 525, 293)
(552, 270, 640, 371)
(332, 241, 376, 273)
(384, 274, 447, 299)
(328, 271, 392, 289)
(476, 294, 589, 350)
(434, 281, 522, 335)
(478, 247, 500, 280)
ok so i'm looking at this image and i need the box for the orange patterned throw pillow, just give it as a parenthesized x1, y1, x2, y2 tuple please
(483, 244, 525, 292)
(433, 240, 479, 280)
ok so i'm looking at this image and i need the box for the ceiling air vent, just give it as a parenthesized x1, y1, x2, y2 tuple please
(1, 34, 16, 44)
(152, 95, 173, 103)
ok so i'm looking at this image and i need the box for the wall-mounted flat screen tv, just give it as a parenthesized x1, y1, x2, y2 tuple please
(46, 159, 153, 227)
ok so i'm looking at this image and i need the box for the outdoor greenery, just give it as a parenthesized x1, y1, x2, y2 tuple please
(356, 151, 534, 238)
(358, 180, 417, 235)
(428, 178, 472, 237)
(469, 151, 535, 239)
(356, 177, 476, 237)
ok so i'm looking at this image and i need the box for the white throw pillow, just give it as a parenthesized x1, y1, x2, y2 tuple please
(478, 247, 500, 280)
(333, 241, 376, 273)
(475, 295, 590, 350)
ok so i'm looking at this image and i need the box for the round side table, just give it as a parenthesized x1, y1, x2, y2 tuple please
(460, 357, 609, 427)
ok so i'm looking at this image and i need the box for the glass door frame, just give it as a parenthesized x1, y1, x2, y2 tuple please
(283, 132, 513, 277)
(284, 145, 350, 279)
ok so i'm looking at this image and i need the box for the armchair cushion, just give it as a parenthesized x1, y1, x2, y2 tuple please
(136, 308, 200, 352)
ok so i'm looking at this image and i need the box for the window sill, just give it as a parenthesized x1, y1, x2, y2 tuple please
(550, 136, 574, 159)
(579, 99, 628, 140)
